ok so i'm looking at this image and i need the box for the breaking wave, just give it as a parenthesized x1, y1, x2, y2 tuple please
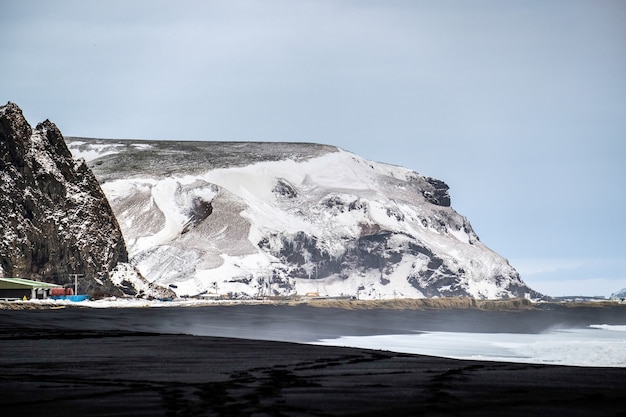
(315, 325, 626, 367)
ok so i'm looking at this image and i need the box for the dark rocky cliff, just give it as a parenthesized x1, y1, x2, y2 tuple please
(0, 102, 127, 296)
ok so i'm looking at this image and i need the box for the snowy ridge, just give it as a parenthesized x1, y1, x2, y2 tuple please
(68, 138, 538, 300)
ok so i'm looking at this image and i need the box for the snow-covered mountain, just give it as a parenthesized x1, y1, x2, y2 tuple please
(611, 288, 626, 300)
(68, 137, 540, 300)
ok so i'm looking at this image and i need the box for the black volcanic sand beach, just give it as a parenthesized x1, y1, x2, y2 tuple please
(1, 304, 626, 416)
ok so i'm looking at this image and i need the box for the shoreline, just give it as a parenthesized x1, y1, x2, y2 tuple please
(2, 296, 625, 311)
(2, 298, 625, 366)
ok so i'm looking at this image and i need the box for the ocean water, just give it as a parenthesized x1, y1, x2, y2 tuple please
(5, 302, 626, 367)
(315, 324, 626, 367)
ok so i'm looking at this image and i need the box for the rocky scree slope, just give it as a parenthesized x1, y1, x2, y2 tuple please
(68, 137, 541, 300)
(0, 102, 171, 298)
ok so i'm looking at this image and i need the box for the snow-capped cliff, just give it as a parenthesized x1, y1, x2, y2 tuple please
(68, 137, 540, 300)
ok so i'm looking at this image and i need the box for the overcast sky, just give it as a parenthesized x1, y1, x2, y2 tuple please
(2, 0, 625, 297)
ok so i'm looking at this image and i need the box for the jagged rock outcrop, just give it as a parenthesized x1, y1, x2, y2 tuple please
(422, 177, 451, 207)
(0, 102, 172, 298)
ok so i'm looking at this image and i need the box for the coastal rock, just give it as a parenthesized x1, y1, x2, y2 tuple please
(0, 102, 171, 298)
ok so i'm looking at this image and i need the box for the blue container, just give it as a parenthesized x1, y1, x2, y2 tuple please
(49, 295, 90, 302)
(67, 295, 90, 302)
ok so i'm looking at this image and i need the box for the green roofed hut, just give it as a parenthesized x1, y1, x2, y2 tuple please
(0, 277, 62, 300)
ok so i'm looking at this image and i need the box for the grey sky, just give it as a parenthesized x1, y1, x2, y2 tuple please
(2, 0, 625, 296)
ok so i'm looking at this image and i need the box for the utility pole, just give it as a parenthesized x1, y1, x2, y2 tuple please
(69, 274, 83, 295)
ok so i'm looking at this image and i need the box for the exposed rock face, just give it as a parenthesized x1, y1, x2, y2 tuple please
(422, 177, 451, 207)
(0, 102, 131, 296)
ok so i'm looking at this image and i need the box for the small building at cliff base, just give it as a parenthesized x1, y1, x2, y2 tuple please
(0, 277, 61, 300)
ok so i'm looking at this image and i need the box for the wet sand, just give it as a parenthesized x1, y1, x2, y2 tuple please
(1, 305, 625, 416)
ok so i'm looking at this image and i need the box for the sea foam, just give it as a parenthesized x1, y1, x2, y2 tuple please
(314, 325, 626, 367)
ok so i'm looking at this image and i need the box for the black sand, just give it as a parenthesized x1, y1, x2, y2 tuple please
(1, 304, 625, 416)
